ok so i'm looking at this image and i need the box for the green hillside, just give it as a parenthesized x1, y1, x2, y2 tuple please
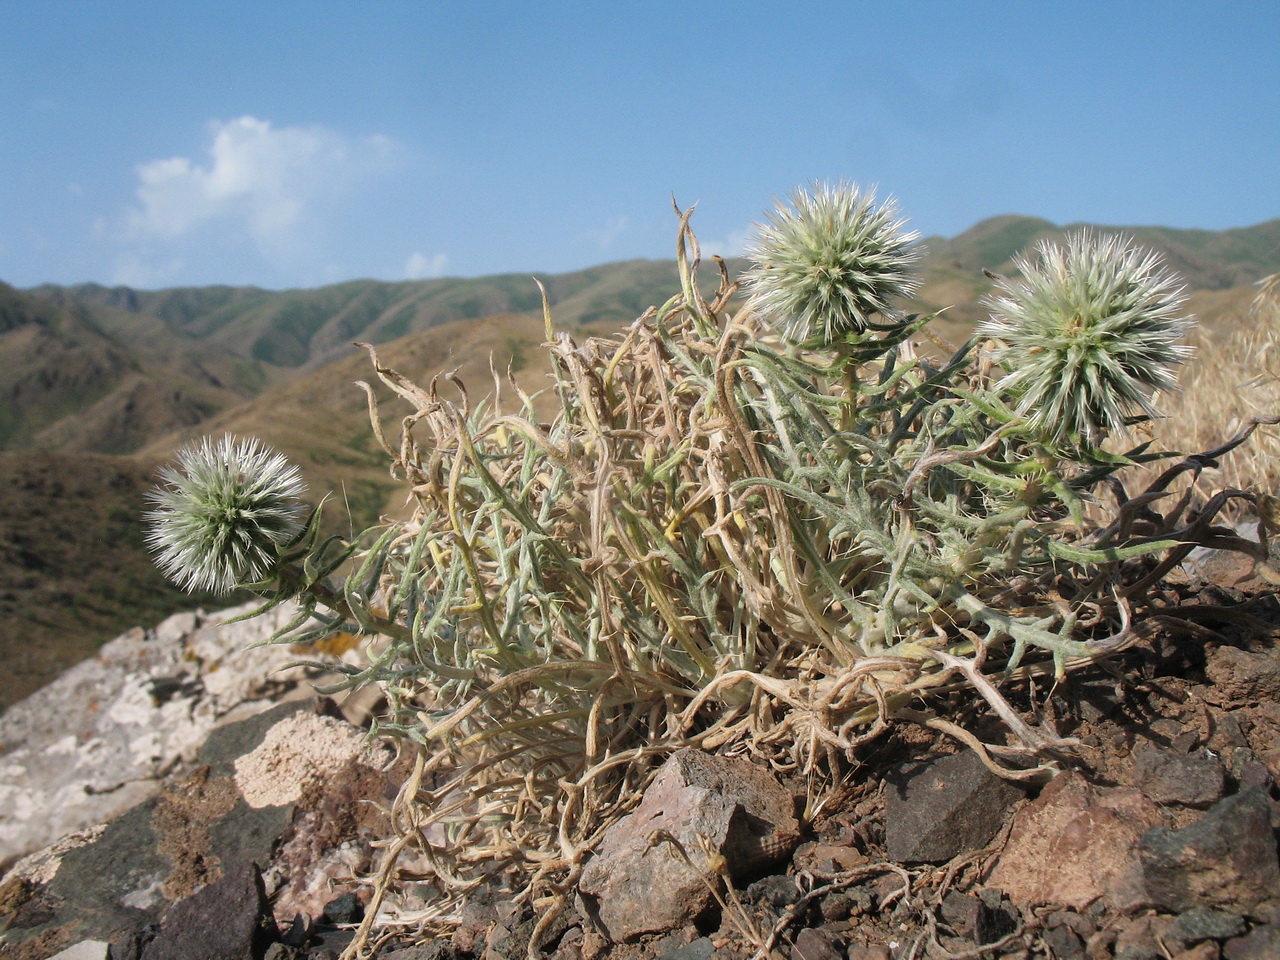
(915, 215, 1280, 324)
(36, 258, 725, 374)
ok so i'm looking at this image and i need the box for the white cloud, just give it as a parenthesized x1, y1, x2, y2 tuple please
(116, 116, 397, 285)
(128, 116, 369, 240)
(585, 215, 629, 250)
(112, 253, 185, 289)
(703, 225, 751, 260)
(405, 251, 448, 280)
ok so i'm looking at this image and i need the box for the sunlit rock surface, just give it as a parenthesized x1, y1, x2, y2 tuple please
(0, 601, 317, 865)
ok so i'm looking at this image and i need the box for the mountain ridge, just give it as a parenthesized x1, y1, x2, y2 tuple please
(3, 212, 1278, 710)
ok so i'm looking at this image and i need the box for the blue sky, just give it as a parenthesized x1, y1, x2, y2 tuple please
(2, 1, 1277, 291)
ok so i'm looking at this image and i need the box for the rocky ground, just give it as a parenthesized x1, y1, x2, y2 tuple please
(2, 560, 1279, 960)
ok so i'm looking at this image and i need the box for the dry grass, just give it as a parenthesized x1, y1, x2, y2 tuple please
(1142, 275, 1280, 502)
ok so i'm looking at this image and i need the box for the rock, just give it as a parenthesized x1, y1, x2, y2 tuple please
(974, 889, 1018, 945)
(654, 938, 714, 960)
(745, 874, 800, 912)
(0, 601, 328, 866)
(0, 700, 395, 957)
(792, 927, 842, 960)
(1, 798, 175, 954)
(381, 944, 460, 960)
(108, 924, 160, 960)
(451, 889, 506, 956)
(233, 712, 385, 811)
(883, 750, 1025, 863)
(987, 772, 1163, 910)
(47, 943, 110, 960)
(278, 914, 310, 948)
(304, 927, 357, 959)
(138, 862, 277, 960)
(1113, 914, 1175, 960)
(1044, 909, 1096, 943)
(1225, 923, 1280, 959)
(792, 841, 867, 876)
(320, 891, 363, 926)
(840, 886, 875, 918)
(1138, 786, 1280, 921)
(818, 892, 854, 922)
(1203, 645, 1280, 706)
(577, 749, 798, 942)
(1041, 922, 1085, 960)
(1234, 701, 1280, 784)
(939, 891, 982, 940)
(1169, 906, 1246, 946)
(1172, 942, 1221, 960)
(1134, 747, 1226, 808)
(481, 904, 537, 960)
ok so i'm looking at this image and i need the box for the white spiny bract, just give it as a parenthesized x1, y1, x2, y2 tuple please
(743, 181, 922, 345)
(980, 231, 1193, 446)
(145, 435, 307, 595)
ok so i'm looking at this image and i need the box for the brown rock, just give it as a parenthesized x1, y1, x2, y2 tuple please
(1113, 914, 1176, 960)
(1133, 747, 1225, 808)
(792, 927, 841, 960)
(577, 749, 798, 942)
(1169, 906, 1246, 947)
(846, 946, 891, 960)
(139, 862, 277, 960)
(1171, 943, 1220, 960)
(987, 772, 1163, 910)
(451, 889, 506, 956)
(1041, 922, 1085, 960)
(1225, 923, 1280, 960)
(939, 891, 983, 940)
(884, 750, 1026, 863)
(792, 842, 867, 876)
(1138, 787, 1280, 922)
(1203, 646, 1280, 706)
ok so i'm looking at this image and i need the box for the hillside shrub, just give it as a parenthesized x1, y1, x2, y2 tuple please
(147, 183, 1277, 949)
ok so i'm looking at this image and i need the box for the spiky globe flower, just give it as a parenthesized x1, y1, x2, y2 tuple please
(979, 231, 1193, 446)
(145, 435, 307, 594)
(743, 181, 922, 345)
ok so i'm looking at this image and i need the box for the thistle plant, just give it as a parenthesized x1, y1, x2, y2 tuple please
(147, 186, 1275, 950)
(742, 181, 921, 345)
(979, 230, 1193, 446)
(146, 434, 307, 594)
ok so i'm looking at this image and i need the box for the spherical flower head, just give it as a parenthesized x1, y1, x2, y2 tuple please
(743, 181, 922, 345)
(979, 231, 1193, 446)
(145, 435, 307, 594)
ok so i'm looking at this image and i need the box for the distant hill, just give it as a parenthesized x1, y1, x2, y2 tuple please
(32, 258, 716, 374)
(136, 312, 571, 529)
(4, 213, 1278, 711)
(0, 449, 240, 709)
(12, 215, 1278, 458)
(915, 214, 1280, 325)
(0, 282, 274, 455)
(10, 260, 732, 459)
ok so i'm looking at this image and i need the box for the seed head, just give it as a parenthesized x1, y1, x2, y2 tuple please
(145, 435, 307, 594)
(979, 231, 1193, 446)
(743, 181, 922, 345)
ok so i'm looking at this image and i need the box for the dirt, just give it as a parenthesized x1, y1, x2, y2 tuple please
(5, 567, 1277, 960)
(369, 571, 1280, 960)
